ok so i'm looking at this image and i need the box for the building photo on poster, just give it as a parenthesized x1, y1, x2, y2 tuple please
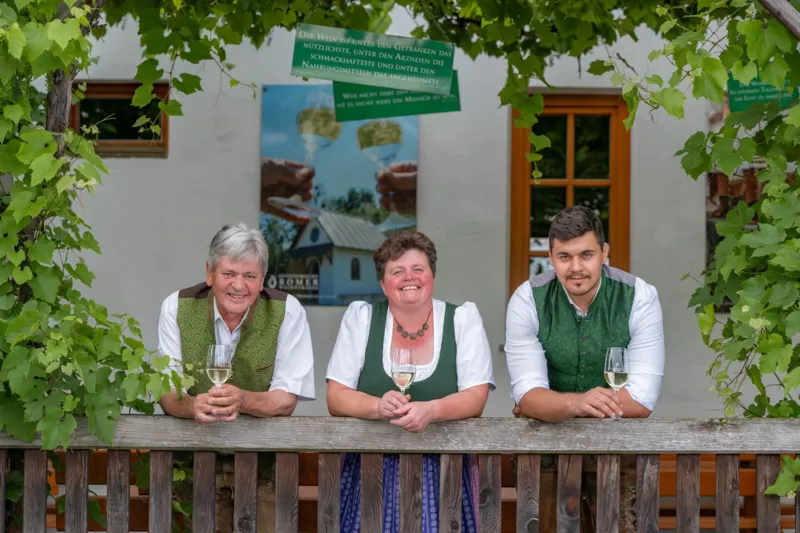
(260, 84, 419, 305)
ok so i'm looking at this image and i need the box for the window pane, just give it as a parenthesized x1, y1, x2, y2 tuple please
(574, 115, 610, 179)
(530, 186, 566, 246)
(531, 115, 567, 179)
(573, 187, 610, 244)
(529, 256, 553, 278)
(79, 97, 162, 140)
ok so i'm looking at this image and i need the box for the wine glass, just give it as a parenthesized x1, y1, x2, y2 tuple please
(357, 119, 406, 217)
(604, 347, 628, 420)
(390, 347, 416, 397)
(206, 344, 233, 389)
(296, 90, 342, 165)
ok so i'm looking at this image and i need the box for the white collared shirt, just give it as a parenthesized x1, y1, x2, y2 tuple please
(158, 291, 315, 400)
(326, 299, 495, 392)
(504, 276, 665, 411)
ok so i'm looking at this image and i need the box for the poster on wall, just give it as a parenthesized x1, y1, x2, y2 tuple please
(260, 84, 419, 306)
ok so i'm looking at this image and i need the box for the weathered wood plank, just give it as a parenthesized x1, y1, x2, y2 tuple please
(0, 449, 6, 533)
(193, 452, 216, 533)
(23, 450, 46, 533)
(107, 450, 131, 533)
(400, 454, 422, 533)
(149, 451, 173, 533)
(276, 452, 299, 533)
(65, 450, 88, 533)
(516, 454, 541, 533)
(2, 417, 800, 453)
(235, 452, 258, 533)
(478, 454, 501, 533)
(676, 454, 699, 533)
(360, 454, 383, 533)
(317, 453, 340, 533)
(597, 455, 619, 533)
(757, 454, 780, 533)
(439, 454, 462, 533)
(636, 454, 659, 533)
(715, 454, 738, 533)
(557, 455, 582, 533)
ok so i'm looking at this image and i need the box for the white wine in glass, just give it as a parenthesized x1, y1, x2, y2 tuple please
(357, 119, 403, 168)
(206, 344, 233, 388)
(390, 347, 415, 396)
(296, 106, 342, 164)
(604, 347, 628, 420)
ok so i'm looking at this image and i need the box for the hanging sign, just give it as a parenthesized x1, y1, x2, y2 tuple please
(333, 71, 461, 121)
(291, 24, 455, 95)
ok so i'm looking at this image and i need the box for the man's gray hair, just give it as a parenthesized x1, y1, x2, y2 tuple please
(207, 223, 269, 275)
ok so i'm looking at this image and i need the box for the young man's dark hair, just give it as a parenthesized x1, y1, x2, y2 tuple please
(548, 205, 605, 249)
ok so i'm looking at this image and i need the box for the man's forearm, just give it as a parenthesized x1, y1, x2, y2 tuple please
(159, 390, 195, 419)
(618, 388, 652, 418)
(518, 388, 580, 422)
(241, 390, 298, 417)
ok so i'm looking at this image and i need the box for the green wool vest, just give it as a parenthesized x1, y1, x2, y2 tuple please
(531, 265, 635, 394)
(175, 283, 286, 396)
(356, 300, 458, 401)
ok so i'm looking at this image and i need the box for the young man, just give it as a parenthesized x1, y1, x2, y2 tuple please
(505, 205, 665, 532)
(158, 223, 314, 533)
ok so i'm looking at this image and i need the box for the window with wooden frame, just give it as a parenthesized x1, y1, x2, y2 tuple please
(69, 81, 170, 158)
(509, 92, 631, 297)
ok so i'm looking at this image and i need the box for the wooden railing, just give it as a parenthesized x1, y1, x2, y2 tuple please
(2, 416, 800, 533)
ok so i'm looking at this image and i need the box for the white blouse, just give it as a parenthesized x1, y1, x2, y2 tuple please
(326, 299, 495, 392)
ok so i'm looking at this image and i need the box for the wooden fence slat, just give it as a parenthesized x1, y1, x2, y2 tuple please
(516, 454, 541, 533)
(234, 452, 258, 533)
(400, 454, 422, 533)
(276, 452, 299, 533)
(360, 453, 384, 533)
(107, 450, 131, 533)
(757, 454, 780, 533)
(636, 454, 659, 533)
(676, 454, 699, 533)
(23, 450, 46, 533)
(0, 449, 7, 533)
(65, 450, 88, 533)
(557, 455, 581, 533)
(317, 453, 341, 533)
(716, 454, 739, 533)
(192, 452, 216, 533)
(597, 455, 619, 533)
(439, 454, 462, 533)
(149, 451, 173, 533)
(478, 454, 501, 533)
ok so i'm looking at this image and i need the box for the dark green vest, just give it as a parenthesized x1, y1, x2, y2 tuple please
(175, 283, 286, 396)
(531, 265, 635, 393)
(356, 300, 458, 400)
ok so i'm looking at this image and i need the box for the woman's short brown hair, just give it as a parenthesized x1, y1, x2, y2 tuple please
(373, 230, 437, 280)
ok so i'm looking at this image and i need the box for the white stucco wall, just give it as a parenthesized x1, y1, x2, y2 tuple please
(77, 12, 718, 418)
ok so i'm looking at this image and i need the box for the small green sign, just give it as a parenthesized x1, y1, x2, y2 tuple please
(333, 71, 461, 122)
(291, 24, 455, 95)
(727, 73, 798, 112)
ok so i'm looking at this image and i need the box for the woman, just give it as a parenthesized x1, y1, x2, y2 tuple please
(326, 230, 494, 533)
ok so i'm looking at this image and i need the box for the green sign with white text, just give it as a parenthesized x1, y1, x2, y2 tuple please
(291, 24, 455, 95)
(727, 73, 798, 112)
(333, 71, 461, 122)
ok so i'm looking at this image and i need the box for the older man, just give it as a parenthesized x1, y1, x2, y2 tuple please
(505, 205, 665, 532)
(158, 223, 314, 533)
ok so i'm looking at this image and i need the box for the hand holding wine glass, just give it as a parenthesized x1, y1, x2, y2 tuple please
(604, 347, 629, 421)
